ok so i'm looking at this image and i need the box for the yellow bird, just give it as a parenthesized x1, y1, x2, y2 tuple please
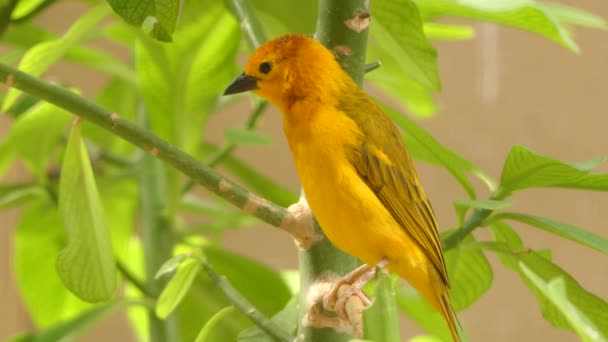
(224, 34, 459, 341)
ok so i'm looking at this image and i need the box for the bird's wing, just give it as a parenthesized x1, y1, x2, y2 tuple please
(339, 92, 449, 285)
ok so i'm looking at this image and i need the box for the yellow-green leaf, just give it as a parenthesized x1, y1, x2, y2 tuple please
(2, 4, 109, 111)
(156, 259, 201, 319)
(57, 121, 116, 302)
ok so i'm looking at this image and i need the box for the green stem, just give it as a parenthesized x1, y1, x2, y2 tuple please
(0, 0, 18, 36)
(297, 1, 372, 341)
(443, 208, 493, 251)
(201, 259, 294, 342)
(116, 259, 154, 298)
(137, 106, 181, 342)
(224, 0, 267, 49)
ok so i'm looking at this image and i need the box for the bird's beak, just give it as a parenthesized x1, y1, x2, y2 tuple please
(223, 72, 259, 95)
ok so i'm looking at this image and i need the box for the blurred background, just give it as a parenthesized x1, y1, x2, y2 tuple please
(1, 1, 607, 341)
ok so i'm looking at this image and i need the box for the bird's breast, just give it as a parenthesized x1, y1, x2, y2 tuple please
(282, 106, 407, 265)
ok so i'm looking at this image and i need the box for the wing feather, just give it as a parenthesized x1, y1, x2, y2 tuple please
(339, 91, 449, 286)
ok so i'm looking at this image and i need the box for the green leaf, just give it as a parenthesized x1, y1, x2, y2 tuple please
(3, 22, 136, 85)
(489, 222, 608, 339)
(368, 71, 437, 118)
(380, 102, 495, 197)
(251, 1, 316, 37)
(540, 3, 608, 30)
(136, 0, 239, 155)
(373, 0, 440, 90)
(202, 244, 291, 315)
(454, 199, 512, 211)
(520, 268, 607, 342)
(57, 121, 116, 302)
(156, 259, 202, 319)
(155, 253, 194, 279)
(497, 145, 608, 197)
(14, 198, 93, 327)
(238, 297, 298, 342)
(492, 212, 608, 254)
(364, 275, 401, 342)
(395, 285, 452, 342)
(11, 0, 46, 19)
(6, 301, 126, 342)
(2, 4, 110, 111)
(423, 22, 475, 40)
(107, 0, 180, 41)
(224, 128, 273, 146)
(195, 306, 242, 342)
(453, 199, 511, 226)
(174, 242, 291, 341)
(8, 101, 71, 180)
(444, 234, 493, 311)
(415, 0, 579, 52)
(518, 253, 608, 339)
(408, 336, 444, 342)
(0, 184, 44, 210)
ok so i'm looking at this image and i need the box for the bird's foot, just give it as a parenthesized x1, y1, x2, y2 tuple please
(281, 192, 320, 249)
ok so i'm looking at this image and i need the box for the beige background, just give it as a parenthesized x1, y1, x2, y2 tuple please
(1, 1, 607, 341)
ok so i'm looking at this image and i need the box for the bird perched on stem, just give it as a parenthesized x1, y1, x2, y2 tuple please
(224, 34, 459, 341)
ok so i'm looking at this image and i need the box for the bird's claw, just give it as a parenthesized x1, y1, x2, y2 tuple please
(323, 282, 371, 319)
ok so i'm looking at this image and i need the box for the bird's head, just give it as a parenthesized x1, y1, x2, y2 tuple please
(223, 34, 346, 112)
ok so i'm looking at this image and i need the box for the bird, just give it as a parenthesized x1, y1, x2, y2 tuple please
(223, 34, 459, 341)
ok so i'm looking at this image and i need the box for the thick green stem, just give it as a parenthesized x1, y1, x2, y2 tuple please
(137, 107, 181, 342)
(297, 1, 372, 341)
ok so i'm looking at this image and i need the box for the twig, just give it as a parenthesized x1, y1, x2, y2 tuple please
(364, 61, 382, 73)
(0, 0, 18, 36)
(10, 0, 57, 24)
(225, 0, 267, 49)
(200, 258, 294, 342)
(0, 63, 314, 243)
(442, 208, 492, 251)
(116, 259, 154, 298)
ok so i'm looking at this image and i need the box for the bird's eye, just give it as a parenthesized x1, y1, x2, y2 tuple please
(259, 62, 272, 74)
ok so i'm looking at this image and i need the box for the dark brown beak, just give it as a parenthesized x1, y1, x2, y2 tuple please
(223, 72, 259, 95)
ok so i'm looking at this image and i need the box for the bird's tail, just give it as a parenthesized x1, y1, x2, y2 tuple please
(390, 260, 460, 341)
(436, 283, 460, 342)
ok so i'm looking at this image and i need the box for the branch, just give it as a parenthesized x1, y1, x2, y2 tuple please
(200, 258, 294, 342)
(116, 259, 154, 298)
(442, 208, 493, 251)
(0, 63, 313, 244)
(0, 0, 18, 36)
(224, 0, 267, 49)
